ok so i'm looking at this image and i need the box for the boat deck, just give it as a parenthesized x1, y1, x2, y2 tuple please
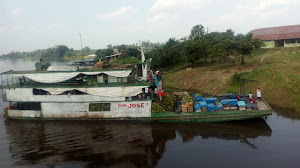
(257, 99, 272, 110)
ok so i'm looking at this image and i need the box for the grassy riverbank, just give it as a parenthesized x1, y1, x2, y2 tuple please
(163, 47, 300, 111)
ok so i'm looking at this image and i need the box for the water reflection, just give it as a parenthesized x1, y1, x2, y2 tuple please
(4, 119, 271, 167)
(271, 105, 300, 120)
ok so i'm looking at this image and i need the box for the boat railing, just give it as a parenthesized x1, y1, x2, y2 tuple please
(0, 75, 153, 89)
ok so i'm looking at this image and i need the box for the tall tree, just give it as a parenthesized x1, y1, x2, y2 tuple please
(54, 45, 69, 59)
(118, 45, 127, 57)
(189, 24, 205, 40)
(234, 33, 263, 64)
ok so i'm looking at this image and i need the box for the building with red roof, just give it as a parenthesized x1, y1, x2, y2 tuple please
(248, 25, 300, 48)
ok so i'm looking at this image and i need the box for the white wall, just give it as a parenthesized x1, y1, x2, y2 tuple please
(262, 41, 275, 48)
(7, 110, 41, 118)
(41, 100, 152, 118)
(42, 103, 87, 118)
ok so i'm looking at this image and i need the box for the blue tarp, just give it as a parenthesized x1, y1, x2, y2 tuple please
(206, 97, 218, 104)
(207, 103, 223, 111)
(200, 101, 208, 107)
(238, 101, 246, 107)
(216, 105, 223, 111)
(195, 96, 204, 102)
(194, 103, 201, 110)
(207, 103, 216, 111)
(194, 101, 208, 110)
(221, 99, 238, 106)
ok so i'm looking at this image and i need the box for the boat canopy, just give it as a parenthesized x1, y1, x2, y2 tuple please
(7, 70, 132, 84)
(47, 66, 78, 71)
(36, 86, 147, 97)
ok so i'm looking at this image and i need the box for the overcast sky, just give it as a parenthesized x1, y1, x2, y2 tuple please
(0, 0, 299, 54)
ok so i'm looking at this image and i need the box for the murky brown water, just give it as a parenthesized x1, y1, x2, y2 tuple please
(1, 59, 300, 167)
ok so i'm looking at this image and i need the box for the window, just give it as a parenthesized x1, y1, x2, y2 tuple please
(117, 77, 123, 83)
(285, 39, 296, 44)
(33, 88, 48, 95)
(89, 103, 110, 111)
(108, 76, 118, 83)
(12, 102, 41, 110)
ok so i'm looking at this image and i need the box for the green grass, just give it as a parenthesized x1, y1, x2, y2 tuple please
(163, 47, 300, 111)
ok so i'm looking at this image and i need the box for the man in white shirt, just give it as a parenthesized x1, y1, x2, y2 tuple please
(256, 88, 262, 99)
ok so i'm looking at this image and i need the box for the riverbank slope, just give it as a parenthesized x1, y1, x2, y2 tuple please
(163, 47, 300, 111)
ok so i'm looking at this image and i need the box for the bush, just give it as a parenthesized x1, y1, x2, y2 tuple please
(162, 95, 177, 111)
(151, 102, 167, 113)
(231, 72, 250, 85)
(231, 72, 241, 84)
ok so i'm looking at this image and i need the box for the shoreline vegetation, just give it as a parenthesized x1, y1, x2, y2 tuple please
(162, 47, 300, 112)
(1, 24, 300, 111)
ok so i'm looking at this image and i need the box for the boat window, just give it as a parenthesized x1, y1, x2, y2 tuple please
(117, 77, 123, 83)
(33, 88, 48, 95)
(9, 102, 41, 110)
(89, 103, 110, 112)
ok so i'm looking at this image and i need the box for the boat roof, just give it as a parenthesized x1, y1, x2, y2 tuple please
(105, 53, 122, 58)
(1, 69, 133, 75)
(74, 59, 95, 63)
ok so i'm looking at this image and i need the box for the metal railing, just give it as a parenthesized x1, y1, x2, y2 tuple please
(0, 76, 153, 89)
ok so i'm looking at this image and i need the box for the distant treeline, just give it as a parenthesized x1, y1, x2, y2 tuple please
(0, 45, 89, 60)
(147, 24, 263, 68)
(1, 24, 262, 66)
(94, 42, 162, 61)
(0, 41, 162, 61)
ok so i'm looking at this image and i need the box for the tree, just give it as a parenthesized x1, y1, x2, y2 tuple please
(107, 44, 112, 49)
(82, 46, 90, 55)
(184, 39, 207, 66)
(127, 47, 140, 57)
(118, 45, 127, 57)
(54, 45, 69, 59)
(96, 48, 114, 59)
(41, 48, 55, 60)
(165, 38, 179, 48)
(189, 24, 205, 40)
(233, 33, 263, 64)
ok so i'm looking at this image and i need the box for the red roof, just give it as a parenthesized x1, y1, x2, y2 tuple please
(248, 25, 300, 41)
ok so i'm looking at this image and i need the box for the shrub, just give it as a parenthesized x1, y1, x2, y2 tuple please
(151, 102, 167, 113)
(162, 95, 177, 111)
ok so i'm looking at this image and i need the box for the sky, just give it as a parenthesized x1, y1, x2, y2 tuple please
(0, 0, 299, 55)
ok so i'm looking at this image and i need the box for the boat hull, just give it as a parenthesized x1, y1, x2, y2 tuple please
(4, 109, 272, 122)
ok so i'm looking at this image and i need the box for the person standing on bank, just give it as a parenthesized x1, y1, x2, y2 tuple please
(249, 92, 252, 103)
(257, 88, 262, 100)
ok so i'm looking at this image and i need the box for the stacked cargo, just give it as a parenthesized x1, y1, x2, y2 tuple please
(221, 99, 238, 110)
(188, 102, 194, 112)
(180, 94, 259, 112)
(200, 101, 208, 112)
(181, 101, 188, 112)
(181, 101, 194, 112)
(238, 101, 246, 110)
(181, 94, 256, 112)
(194, 96, 205, 112)
(181, 95, 194, 112)
(193, 97, 223, 112)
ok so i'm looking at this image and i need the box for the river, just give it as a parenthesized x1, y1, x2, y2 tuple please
(0, 59, 300, 168)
